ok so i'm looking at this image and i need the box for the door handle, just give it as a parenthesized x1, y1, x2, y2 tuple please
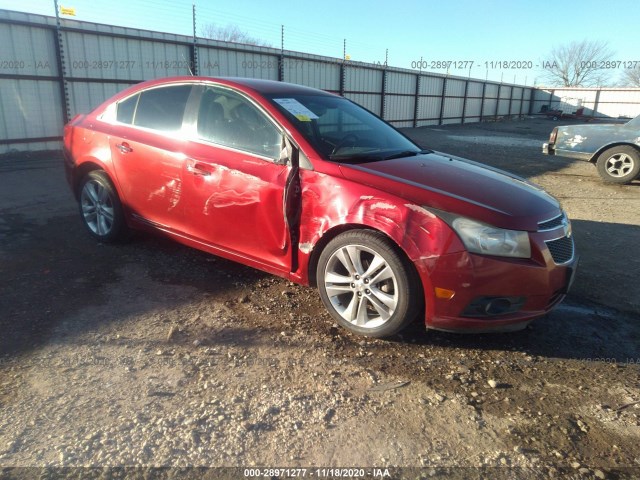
(116, 142, 133, 153)
(187, 161, 212, 176)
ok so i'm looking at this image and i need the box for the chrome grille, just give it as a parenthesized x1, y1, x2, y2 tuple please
(538, 214, 564, 231)
(546, 236, 574, 264)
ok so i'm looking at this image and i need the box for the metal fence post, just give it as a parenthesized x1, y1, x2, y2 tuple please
(479, 82, 486, 122)
(53, 0, 70, 124)
(461, 80, 469, 123)
(507, 85, 513, 117)
(278, 25, 284, 82)
(380, 68, 387, 120)
(438, 77, 447, 125)
(339, 39, 346, 97)
(495, 84, 501, 119)
(593, 89, 601, 117)
(191, 4, 199, 76)
(379, 49, 389, 120)
(413, 73, 420, 128)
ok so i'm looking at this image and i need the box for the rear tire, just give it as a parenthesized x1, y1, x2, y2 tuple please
(316, 230, 422, 338)
(595, 146, 640, 184)
(78, 170, 128, 242)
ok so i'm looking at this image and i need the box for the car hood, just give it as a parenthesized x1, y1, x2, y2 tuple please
(339, 152, 561, 231)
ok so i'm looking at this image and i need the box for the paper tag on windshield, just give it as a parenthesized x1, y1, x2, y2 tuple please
(274, 98, 319, 122)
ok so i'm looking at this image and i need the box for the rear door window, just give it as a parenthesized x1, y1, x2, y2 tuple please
(132, 85, 192, 132)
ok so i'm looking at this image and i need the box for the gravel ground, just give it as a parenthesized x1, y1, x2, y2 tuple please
(0, 117, 639, 479)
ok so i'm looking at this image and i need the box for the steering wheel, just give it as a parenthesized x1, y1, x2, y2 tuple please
(330, 133, 359, 155)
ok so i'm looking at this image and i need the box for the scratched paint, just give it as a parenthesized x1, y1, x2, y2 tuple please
(566, 135, 587, 148)
(204, 189, 260, 211)
(202, 164, 267, 213)
(298, 242, 314, 254)
(147, 178, 182, 210)
(370, 202, 396, 211)
(405, 204, 436, 217)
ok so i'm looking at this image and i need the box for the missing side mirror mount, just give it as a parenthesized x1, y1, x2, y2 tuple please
(278, 136, 298, 166)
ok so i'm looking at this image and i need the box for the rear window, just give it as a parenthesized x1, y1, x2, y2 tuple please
(132, 85, 192, 132)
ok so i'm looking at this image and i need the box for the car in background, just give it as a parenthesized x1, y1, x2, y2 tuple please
(63, 77, 577, 338)
(543, 115, 640, 184)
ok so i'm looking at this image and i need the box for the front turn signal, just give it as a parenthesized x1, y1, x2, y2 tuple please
(435, 287, 455, 300)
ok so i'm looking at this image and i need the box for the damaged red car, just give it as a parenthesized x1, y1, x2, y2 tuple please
(64, 77, 577, 337)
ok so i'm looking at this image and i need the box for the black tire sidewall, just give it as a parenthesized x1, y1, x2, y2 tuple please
(78, 170, 127, 242)
(316, 230, 421, 338)
(596, 146, 640, 184)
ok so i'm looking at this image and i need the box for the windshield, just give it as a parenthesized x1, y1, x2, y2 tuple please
(266, 93, 423, 161)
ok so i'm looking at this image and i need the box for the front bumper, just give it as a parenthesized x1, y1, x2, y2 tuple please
(418, 242, 578, 333)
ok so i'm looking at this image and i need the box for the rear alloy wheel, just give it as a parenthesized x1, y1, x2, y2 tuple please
(595, 146, 640, 184)
(78, 170, 128, 242)
(317, 230, 421, 338)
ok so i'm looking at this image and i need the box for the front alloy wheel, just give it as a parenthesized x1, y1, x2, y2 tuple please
(317, 230, 421, 337)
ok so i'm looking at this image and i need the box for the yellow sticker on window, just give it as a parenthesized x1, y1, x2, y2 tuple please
(274, 98, 319, 121)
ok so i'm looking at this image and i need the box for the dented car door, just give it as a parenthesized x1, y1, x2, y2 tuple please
(181, 85, 293, 272)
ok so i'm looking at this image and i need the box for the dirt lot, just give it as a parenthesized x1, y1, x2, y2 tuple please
(0, 117, 639, 479)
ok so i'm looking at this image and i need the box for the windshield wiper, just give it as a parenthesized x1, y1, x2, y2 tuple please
(329, 149, 431, 163)
(329, 153, 385, 163)
(381, 149, 431, 160)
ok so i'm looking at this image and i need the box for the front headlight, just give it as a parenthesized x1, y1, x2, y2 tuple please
(450, 217, 531, 259)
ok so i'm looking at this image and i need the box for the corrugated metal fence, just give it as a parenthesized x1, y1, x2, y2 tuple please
(0, 9, 536, 154)
(2, 8, 639, 154)
(531, 88, 640, 119)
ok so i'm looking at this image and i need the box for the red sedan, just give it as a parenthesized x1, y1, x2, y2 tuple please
(63, 77, 577, 337)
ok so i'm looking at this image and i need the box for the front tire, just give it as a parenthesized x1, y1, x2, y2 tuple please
(78, 170, 128, 242)
(595, 146, 640, 184)
(316, 230, 422, 338)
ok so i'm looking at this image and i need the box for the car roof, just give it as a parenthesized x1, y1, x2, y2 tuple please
(218, 77, 335, 96)
(133, 76, 336, 97)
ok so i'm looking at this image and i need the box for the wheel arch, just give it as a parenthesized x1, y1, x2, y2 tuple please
(308, 224, 364, 288)
(589, 142, 640, 163)
(73, 161, 109, 199)
(306, 223, 425, 299)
